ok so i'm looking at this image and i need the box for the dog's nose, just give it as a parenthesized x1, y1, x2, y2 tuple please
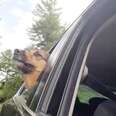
(14, 49, 22, 55)
(14, 49, 20, 54)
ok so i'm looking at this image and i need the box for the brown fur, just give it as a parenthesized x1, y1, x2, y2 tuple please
(13, 49, 49, 89)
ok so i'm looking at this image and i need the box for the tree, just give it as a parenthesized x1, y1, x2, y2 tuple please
(0, 50, 22, 100)
(29, 0, 65, 50)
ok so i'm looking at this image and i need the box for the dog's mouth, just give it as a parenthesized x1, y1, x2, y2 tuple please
(13, 56, 35, 74)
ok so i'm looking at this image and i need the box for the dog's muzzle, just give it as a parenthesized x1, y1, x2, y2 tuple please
(13, 49, 35, 74)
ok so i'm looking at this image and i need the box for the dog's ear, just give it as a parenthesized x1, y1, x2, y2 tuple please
(34, 49, 49, 61)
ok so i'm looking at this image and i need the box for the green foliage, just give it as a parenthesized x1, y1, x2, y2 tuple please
(0, 50, 22, 100)
(78, 85, 104, 103)
(3, 76, 21, 99)
(29, 0, 65, 50)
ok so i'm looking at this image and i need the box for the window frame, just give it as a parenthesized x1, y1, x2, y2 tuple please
(57, 0, 116, 116)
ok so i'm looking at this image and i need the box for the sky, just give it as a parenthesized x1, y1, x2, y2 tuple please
(0, 0, 93, 51)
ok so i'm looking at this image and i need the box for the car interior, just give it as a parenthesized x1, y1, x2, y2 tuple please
(73, 15, 116, 116)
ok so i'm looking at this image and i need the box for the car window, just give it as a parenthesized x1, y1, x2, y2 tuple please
(14, 0, 96, 114)
(34, 16, 84, 115)
(25, 19, 79, 111)
(47, 41, 78, 115)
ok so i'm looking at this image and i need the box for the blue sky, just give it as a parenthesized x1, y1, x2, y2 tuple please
(0, 0, 32, 28)
(0, 0, 93, 51)
(0, 0, 38, 51)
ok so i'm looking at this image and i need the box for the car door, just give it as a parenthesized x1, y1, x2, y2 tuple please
(33, 0, 116, 116)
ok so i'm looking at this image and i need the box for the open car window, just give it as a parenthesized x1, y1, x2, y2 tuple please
(13, 17, 80, 114)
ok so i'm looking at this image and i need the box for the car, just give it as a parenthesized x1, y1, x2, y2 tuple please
(14, 0, 116, 116)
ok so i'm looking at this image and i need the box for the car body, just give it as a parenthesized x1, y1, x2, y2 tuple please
(15, 0, 116, 115)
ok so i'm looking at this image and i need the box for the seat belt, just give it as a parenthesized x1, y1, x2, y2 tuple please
(84, 74, 116, 101)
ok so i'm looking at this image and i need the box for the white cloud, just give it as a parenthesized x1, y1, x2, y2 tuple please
(17, 0, 38, 8)
(17, 0, 26, 6)
(0, 7, 34, 51)
(10, 7, 34, 27)
(0, 20, 6, 35)
(58, 0, 93, 25)
(0, 0, 7, 5)
(28, 0, 39, 9)
(0, 0, 93, 52)
(1, 31, 30, 51)
(10, 7, 24, 18)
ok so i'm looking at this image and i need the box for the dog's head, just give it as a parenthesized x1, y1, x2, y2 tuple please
(13, 48, 49, 89)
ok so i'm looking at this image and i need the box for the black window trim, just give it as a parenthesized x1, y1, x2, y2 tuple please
(35, 17, 83, 113)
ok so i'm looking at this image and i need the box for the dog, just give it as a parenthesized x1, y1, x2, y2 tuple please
(13, 48, 49, 89)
